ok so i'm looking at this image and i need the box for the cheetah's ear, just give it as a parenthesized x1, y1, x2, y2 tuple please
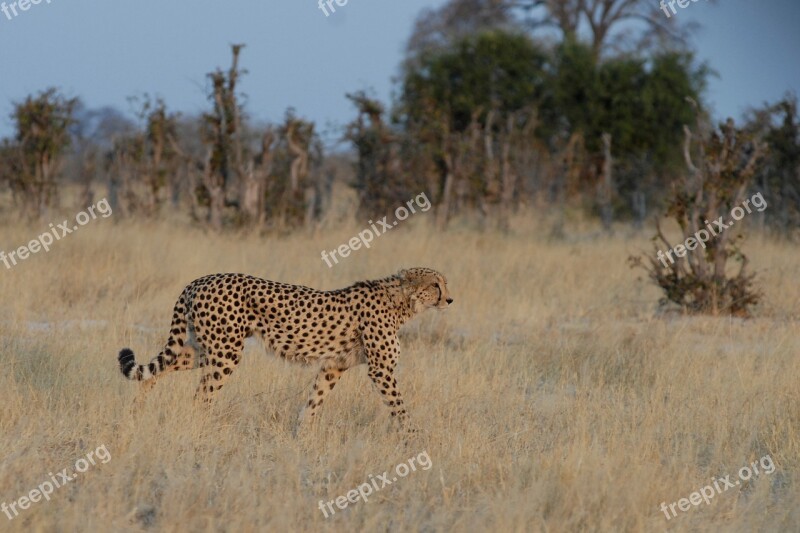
(397, 269, 422, 301)
(397, 269, 416, 288)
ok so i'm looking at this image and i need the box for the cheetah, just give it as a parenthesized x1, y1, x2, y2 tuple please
(117, 268, 452, 432)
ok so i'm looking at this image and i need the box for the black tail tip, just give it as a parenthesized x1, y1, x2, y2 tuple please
(118, 348, 136, 376)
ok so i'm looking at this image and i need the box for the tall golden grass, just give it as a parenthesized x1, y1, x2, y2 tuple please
(0, 206, 798, 532)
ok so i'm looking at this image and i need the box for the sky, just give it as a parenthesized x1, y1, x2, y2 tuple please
(0, 0, 798, 145)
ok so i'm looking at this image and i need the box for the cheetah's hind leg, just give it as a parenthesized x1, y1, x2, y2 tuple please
(132, 345, 201, 408)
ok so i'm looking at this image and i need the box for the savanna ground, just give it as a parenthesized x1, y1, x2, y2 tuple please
(1, 195, 798, 532)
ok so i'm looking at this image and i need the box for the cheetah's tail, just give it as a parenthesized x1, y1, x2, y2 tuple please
(117, 289, 191, 382)
(118, 348, 141, 380)
(117, 347, 165, 381)
(117, 346, 178, 381)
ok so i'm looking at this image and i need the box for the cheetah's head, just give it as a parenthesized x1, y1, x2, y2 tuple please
(398, 268, 453, 314)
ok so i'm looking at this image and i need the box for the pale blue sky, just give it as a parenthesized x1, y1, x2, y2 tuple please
(0, 0, 797, 143)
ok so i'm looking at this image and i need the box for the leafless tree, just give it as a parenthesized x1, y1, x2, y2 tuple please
(407, 0, 703, 63)
(631, 103, 767, 316)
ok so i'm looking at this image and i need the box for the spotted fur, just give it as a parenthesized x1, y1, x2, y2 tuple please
(117, 267, 452, 431)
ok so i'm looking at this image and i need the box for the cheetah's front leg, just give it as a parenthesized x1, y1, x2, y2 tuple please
(364, 337, 416, 433)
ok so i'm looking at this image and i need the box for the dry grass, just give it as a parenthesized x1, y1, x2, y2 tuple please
(0, 207, 798, 532)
